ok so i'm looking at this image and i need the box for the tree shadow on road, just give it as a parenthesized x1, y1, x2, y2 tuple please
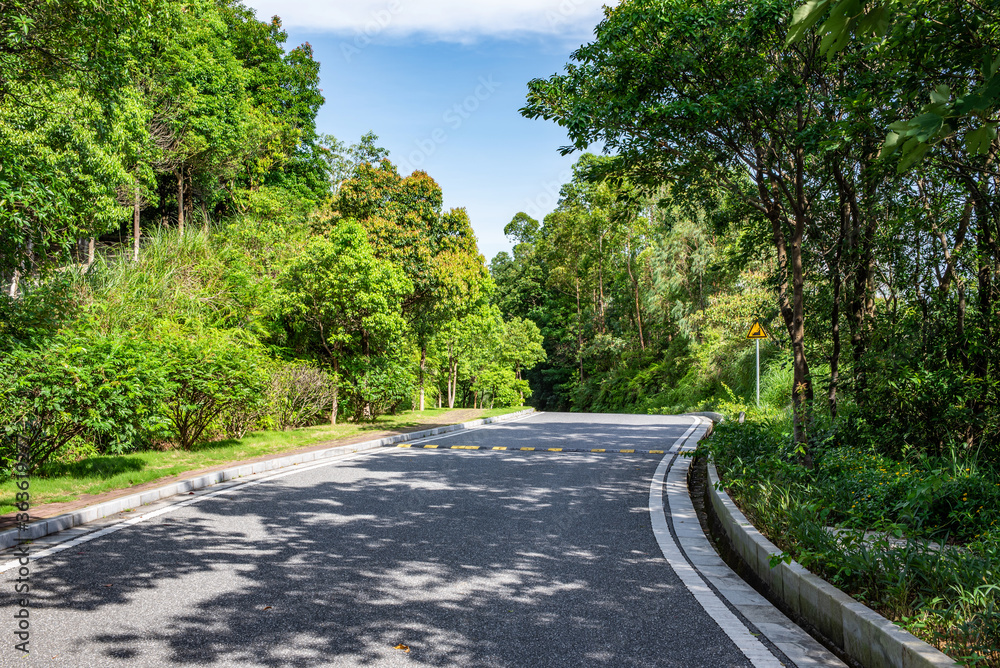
(13, 417, 748, 668)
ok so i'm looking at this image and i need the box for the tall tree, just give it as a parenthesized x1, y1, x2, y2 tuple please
(277, 220, 411, 423)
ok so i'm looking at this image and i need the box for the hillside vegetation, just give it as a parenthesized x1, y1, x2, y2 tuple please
(0, 0, 542, 473)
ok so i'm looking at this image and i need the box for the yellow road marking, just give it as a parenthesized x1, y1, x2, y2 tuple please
(650, 450, 664, 454)
(492, 446, 507, 450)
(424, 445, 438, 449)
(397, 444, 412, 448)
(547, 448, 563, 452)
(452, 445, 479, 450)
(520, 447, 535, 451)
(592, 449, 605, 453)
(621, 449, 635, 453)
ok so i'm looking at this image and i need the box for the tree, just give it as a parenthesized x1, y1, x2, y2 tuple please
(0, 327, 170, 470)
(277, 220, 412, 423)
(522, 0, 851, 455)
(157, 325, 269, 449)
(787, 0, 999, 168)
(329, 160, 491, 410)
(502, 317, 546, 402)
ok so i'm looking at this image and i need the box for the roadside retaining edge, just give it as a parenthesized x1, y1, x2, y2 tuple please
(705, 459, 957, 668)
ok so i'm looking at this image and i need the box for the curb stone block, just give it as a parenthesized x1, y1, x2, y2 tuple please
(706, 459, 957, 668)
(778, 561, 802, 617)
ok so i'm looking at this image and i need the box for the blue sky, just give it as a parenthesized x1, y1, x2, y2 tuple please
(242, 0, 613, 261)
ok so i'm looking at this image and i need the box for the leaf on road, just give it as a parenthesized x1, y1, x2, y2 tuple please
(263, 606, 272, 610)
(394, 644, 410, 652)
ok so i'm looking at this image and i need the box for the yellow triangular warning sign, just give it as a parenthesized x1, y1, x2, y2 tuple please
(747, 321, 767, 340)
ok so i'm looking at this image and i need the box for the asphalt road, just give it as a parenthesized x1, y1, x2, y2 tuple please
(1, 412, 761, 667)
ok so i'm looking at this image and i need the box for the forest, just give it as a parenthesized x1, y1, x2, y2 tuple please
(0, 0, 543, 472)
(512, 0, 1000, 660)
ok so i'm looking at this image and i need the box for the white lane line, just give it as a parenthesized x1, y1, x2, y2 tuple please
(649, 418, 785, 668)
(0, 449, 376, 574)
(670, 417, 701, 452)
(0, 411, 544, 573)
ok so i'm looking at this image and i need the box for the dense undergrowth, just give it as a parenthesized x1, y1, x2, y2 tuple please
(704, 407, 1000, 666)
(1, 213, 539, 476)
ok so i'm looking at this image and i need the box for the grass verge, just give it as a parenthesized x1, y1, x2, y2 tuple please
(1, 406, 526, 516)
(703, 406, 1000, 667)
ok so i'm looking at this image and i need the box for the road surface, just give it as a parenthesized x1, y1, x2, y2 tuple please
(1, 412, 823, 667)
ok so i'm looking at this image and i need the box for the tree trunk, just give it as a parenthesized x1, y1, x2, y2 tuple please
(85, 238, 95, 270)
(761, 150, 811, 460)
(133, 184, 141, 262)
(598, 235, 606, 333)
(828, 201, 847, 419)
(330, 358, 339, 425)
(448, 359, 457, 409)
(419, 346, 426, 411)
(177, 168, 185, 237)
(7, 269, 19, 298)
(790, 142, 814, 464)
(575, 276, 584, 382)
(626, 244, 645, 350)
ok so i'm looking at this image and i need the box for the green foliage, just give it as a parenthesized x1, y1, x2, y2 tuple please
(345, 356, 414, 421)
(0, 0, 326, 283)
(277, 219, 412, 421)
(0, 326, 170, 471)
(708, 413, 1000, 663)
(156, 325, 269, 450)
(267, 363, 337, 430)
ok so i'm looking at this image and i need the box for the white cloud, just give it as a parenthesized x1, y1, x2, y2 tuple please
(243, 0, 615, 40)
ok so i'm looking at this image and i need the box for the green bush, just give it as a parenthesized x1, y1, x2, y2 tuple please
(155, 325, 269, 449)
(707, 410, 1000, 664)
(268, 362, 337, 430)
(345, 356, 413, 422)
(0, 327, 170, 472)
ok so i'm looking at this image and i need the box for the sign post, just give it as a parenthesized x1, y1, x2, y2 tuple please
(746, 320, 767, 407)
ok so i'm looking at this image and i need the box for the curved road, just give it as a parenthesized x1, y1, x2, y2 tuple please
(1, 413, 832, 667)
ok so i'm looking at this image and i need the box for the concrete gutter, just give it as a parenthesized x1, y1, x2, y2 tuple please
(2, 408, 535, 550)
(705, 459, 957, 668)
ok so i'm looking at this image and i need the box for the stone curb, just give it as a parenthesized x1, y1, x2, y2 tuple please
(2, 408, 536, 550)
(705, 460, 957, 668)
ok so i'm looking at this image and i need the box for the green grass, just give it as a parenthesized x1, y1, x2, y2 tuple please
(1, 406, 526, 515)
(705, 406, 1000, 667)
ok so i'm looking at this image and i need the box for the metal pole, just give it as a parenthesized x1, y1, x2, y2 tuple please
(756, 338, 760, 408)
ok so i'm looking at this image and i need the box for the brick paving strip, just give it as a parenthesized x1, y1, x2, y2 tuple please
(0, 409, 484, 531)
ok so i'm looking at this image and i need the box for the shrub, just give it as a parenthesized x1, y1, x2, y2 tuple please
(269, 363, 337, 430)
(0, 327, 169, 472)
(345, 356, 413, 421)
(155, 326, 269, 449)
(707, 410, 1000, 665)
